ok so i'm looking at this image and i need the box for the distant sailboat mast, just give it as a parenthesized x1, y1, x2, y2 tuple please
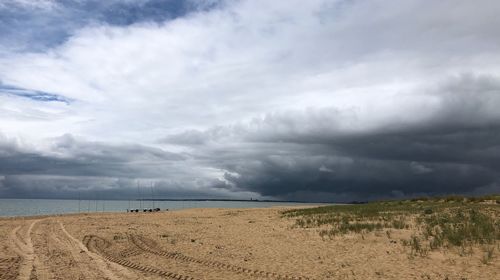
(151, 182, 155, 209)
(137, 180, 142, 209)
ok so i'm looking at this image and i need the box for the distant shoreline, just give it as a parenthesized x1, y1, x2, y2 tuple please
(0, 198, 329, 218)
(1, 197, 351, 204)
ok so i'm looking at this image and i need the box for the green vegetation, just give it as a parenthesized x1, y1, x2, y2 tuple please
(419, 208, 499, 247)
(283, 195, 500, 257)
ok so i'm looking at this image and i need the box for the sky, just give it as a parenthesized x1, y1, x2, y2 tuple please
(1, 0, 500, 201)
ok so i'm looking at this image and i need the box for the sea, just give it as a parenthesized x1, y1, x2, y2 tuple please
(0, 199, 322, 217)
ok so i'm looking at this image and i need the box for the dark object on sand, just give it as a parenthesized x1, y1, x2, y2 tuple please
(128, 208, 163, 213)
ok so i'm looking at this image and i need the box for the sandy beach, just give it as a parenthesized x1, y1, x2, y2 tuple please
(0, 207, 498, 280)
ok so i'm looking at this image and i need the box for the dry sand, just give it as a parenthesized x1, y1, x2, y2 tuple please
(0, 207, 498, 280)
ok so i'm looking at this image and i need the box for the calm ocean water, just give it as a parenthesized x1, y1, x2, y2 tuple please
(0, 199, 320, 217)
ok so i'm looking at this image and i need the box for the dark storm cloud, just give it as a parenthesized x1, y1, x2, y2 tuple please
(0, 175, 232, 200)
(208, 135, 500, 201)
(0, 134, 184, 178)
(0, 134, 242, 199)
(168, 74, 500, 201)
(220, 154, 498, 201)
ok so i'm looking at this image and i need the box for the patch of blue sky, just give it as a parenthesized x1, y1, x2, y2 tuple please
(0, 84, 72, 104)
(0, 0, 222, 52)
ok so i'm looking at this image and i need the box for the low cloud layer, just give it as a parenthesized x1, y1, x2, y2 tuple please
(1, 0, 500, 201)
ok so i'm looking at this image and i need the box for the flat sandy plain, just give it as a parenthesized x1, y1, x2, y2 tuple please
(0, 207, 498, 280)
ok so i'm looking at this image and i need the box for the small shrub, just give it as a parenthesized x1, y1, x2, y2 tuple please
(408, 235, 428, 257)
(392, 218, 406, 229)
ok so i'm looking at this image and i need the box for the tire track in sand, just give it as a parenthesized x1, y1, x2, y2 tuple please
(57, 221, 139, 280)
(129, 234, 314, 280)
(84, 235, 201, 280)
(8, 220, 40, 280)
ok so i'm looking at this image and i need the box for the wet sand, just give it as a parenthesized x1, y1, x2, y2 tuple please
(0, 207, 498, 279)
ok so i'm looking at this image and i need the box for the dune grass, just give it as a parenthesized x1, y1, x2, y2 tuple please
(283, 195, 500, 257)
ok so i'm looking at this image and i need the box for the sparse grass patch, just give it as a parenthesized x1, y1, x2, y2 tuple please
(283, 195, 500, 257)
(419, 207, 498, 248)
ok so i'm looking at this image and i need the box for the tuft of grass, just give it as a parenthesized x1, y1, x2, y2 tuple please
(482, 246, 495, 264)
(409, 235, 428, 257)
(392, 218, 406, 229)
